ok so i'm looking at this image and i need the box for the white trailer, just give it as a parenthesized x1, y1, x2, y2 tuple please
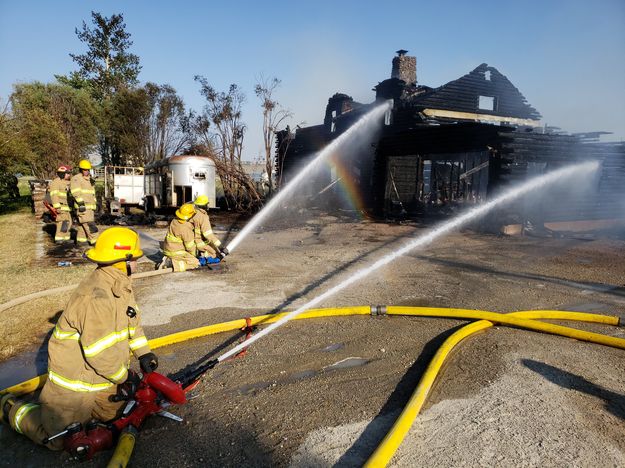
(143, 155, 216, 212)
(103, 166, 145, 215)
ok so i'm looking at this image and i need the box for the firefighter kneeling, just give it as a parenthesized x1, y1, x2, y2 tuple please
(192, 195, 228, 266)
(1, 227, 158, 452)
(161, 203, 201, 272)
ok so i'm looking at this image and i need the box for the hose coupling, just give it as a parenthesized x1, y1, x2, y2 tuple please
(370, 305, 387, 316)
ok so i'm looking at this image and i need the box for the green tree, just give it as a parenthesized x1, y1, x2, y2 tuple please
(105, 88, 145, 165)
(58, 11, 141, 165)
(107, 83, 191, 166)
(64, 11, 141, 101)
(9, 82, 99, 178)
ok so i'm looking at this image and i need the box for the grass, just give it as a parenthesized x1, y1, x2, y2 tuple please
(0, 208, 93, 362)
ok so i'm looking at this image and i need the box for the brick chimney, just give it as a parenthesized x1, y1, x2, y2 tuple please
(391, 49, 417, 85)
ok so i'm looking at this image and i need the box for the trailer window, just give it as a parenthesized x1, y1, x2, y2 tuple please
(193, 172, 206, 180)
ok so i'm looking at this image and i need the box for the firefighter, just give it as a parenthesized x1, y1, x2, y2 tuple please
(49, 165, 73, 242)
(0, 227, 158, 450)
(192, 194, 228, 262)
(161, 203, 200, 272)
(70, 159, 98, 245)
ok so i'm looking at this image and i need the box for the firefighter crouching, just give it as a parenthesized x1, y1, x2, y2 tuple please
(192, 195, 228, 266)
(161, 203, 200, 272)
(0, 227, 159, 450)
(70, 159, 98, 245)
(49, 165, 73, 243)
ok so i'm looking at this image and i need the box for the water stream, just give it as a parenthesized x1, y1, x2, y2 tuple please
(226, 101, 392, 253)
(217, 160, 600, 361)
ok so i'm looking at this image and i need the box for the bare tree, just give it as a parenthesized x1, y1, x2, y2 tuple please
(254, 76, 292, 195)
(144, 83, 190, 163)
(194, 76, 260, 209)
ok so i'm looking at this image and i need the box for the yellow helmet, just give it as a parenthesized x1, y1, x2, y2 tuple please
(85, 227, 143, 264)
(194, 195, 209, 207)
(175, 203, 196, 221)
(78, 159, 92, 170)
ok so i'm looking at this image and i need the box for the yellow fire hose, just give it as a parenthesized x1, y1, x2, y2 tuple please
(0, 306, 622, 468)
(107, 427, 137, 468)
(364, 308, 622, 467)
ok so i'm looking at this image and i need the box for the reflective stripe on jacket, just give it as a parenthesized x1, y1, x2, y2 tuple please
(162, 219, 196, 256)
(70, 173, 97, 210)
(192, 208, 221, 250)
(49, 177, 71, 211)
(47, 266, 151, 393)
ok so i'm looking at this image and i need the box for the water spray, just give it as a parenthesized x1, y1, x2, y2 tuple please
(225, 101, 392, 253)
(217, 160, 600, 361)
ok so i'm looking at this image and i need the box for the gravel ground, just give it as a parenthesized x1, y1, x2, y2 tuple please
(2, 212, 625, 467)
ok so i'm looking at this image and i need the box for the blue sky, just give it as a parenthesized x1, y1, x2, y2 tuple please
(1, 0, 624, 160)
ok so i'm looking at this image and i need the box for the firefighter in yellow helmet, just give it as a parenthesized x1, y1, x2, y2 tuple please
(161, 203, 201, 272)
(70, 159, 98, 245)
(1, 227, 158, 450)
(192, 194, 228, 262)
(48, 165, 73, 242)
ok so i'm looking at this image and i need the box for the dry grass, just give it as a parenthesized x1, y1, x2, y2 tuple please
(0, 208, 93, 361)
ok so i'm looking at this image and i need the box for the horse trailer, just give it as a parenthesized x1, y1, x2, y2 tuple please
(143, 155, 216, 212)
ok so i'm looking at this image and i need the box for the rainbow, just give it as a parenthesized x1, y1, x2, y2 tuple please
(327, 153, 367, 218)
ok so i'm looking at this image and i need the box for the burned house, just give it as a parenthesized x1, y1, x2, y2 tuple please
(276, 50, 625, 228)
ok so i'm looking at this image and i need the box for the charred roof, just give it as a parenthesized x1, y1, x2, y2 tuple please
(409, 63, 541, 121)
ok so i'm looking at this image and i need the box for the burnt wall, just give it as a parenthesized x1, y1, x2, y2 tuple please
(496, 132, 625, 222)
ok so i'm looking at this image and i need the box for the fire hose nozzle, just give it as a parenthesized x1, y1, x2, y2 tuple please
(218, 246, 229, 258)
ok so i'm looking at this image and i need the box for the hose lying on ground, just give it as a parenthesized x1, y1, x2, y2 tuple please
(1, 306, 622, 468)
(364, 308, 622, 466)
(0, 268, 173, 314)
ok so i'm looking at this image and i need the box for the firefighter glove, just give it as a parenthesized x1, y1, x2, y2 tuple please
(139, 352, 158, 373)
(115, 370, 141, 400)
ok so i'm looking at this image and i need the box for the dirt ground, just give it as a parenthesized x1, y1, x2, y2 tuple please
(2, 211, 625, 467)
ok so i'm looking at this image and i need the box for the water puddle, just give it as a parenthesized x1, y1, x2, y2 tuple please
(558, 302, 615, 313)
(233, 357, 369, 395)
(289, 370, 317, 381)
(237, 381, 273, 395)
(321, 343, 344, 352)
(324, 357, 369, 371)
(0, 347, 48, 390)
